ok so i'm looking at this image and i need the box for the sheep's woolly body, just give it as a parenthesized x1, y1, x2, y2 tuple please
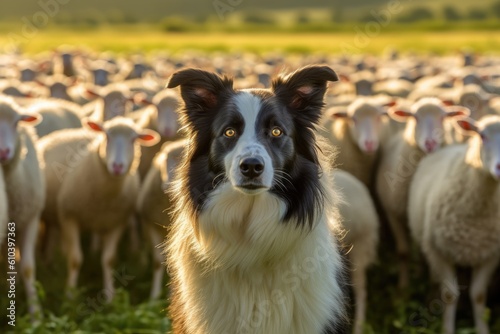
(334, 170, 378, 267)
(376, 129, 425, 221)
(137, 139, 186, 299)
(39, 129, 94, 229)
(3, 125, 45, 231)
(410, 143, 500, 268)
(322, 119, 377, 187)
(41, 126, 141, 232)
(0, 97, 45, 314)
(333, 169, 378, 334)
(58, 146, 139, 232)
(28, 99, 83, 137)
(137, 139, 186, 230)
(0, 168, 6, 245)
(167, 162, 345, 334)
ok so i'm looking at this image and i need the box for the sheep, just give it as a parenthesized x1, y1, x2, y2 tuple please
(136, 139, 186, 299)
(0, 96, 45, 315)
(26, 99, 83, 138)
(134, 90, 182, 178)
(373, 78, 414, 98)
(333, 71, 375, 97)
(86, 59, 116, 86)
(18, 59, 39, 82)
(320, 98, 394, 187)
(375, 97, 469, 289)
(0, 79, 41, 98)
(54, 51, 77, 77)
(333, 169, 379, 334)
(408, 115, 500, 334)
(0, 168, 7, 246)
(35, 75, 77, 102)
(39, 117, 159, 299)
(82, 85, 136, 122)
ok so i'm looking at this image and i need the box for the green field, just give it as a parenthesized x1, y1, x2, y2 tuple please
(1, 27, 500, 55)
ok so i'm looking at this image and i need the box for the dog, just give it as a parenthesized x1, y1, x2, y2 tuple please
(166, 65, 346, 334)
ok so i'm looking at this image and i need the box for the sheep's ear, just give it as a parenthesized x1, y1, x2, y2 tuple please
(272, 65, 338, 119)
(441, 100, 455, 106)
(383, 100, 397, 108)
(137, 129, 160, 147)
(20, 113, 42, 126)
(326, 107, 348, 119)
(130, 92, 150, 105)
(166, 68, 234, 111)
(84, 120, 104, 132)
(388, 109, 414, 122)
(445, 106, 470, 118)
(85, 88, 102, 99)
(339, 74, 350, 82)
(455, 117, 479, 135)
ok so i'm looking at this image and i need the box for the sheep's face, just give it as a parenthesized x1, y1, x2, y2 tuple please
(93, 69, 109, 86)
(457, 116, 500, 180)
(390, 98, 469, 153)
(50, 82, 69, 100)
(354, 79, 373, 96)
(62, 53, 72, 66)
(103, 91, 130, 121)
(330, 101, 388, 154)
(85, 118, 160, 176)
(412, 105, 448, 153)
(0, 99, 41, 164)
(459, 91, 486, 120)
(156, 99, 180, 139)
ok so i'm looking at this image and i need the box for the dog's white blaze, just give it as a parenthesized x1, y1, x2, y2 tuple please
(224, 91, 274, 190)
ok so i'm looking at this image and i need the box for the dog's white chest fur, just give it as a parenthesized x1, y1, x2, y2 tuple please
(170, 184, 344, 334)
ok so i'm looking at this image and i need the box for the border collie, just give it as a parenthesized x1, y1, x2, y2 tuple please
(166, 65, 346, 334)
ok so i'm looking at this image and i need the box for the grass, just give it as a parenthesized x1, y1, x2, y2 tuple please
(1, 25, 500, 55)
(1, 232, 172, 334)
(2, 227, 500, 333)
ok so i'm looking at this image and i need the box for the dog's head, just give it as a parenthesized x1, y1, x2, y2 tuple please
(168, 66, 338, 226)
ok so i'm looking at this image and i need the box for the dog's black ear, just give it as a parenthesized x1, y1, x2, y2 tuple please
(167, 68, 234, 112)
(272, 65, 338, 121)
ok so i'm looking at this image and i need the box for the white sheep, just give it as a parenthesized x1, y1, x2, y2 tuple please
(39, 117, 159, 299)
(0, 168, 7, 246)
(333, 169, 379, 334)
(27, 99, 83, 138)
(331, 71, 375, 97)
(375, 97, 469, 289)
(136, 139, 186, 299)
(373, 78, 414, 98)
(408, 115, 500, 334)
(82, 85, 136, 122)
(35, 75, 77, 102)
(0, 96, 45, 315)
(134, 89, 182, 178)
(321, 97, 394, 187)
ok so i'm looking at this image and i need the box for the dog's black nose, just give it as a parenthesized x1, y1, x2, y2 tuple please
(239, 157, 264, 178)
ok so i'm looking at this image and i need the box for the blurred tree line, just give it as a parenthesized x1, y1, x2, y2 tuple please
(42, 1, 500, 30)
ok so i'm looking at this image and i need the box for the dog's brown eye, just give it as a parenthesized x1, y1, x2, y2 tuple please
(271, 127, 283, 137)
(224, 128, 236, 137)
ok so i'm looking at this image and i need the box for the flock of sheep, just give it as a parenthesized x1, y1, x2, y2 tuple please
(1, 49, 500, 333)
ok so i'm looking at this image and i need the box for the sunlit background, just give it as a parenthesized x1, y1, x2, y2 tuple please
(0, 0, 499, 54)
(1, 1, 500, 333)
